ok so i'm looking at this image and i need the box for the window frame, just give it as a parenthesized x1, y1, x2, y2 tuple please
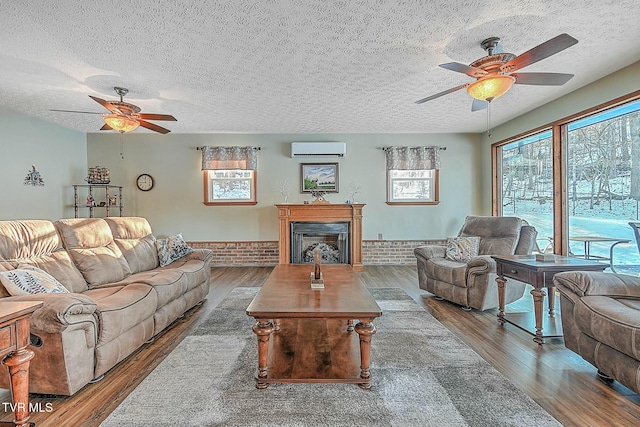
(203, 169, 257, 206)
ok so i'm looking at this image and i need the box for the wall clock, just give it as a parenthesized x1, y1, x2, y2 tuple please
(136, 174, 154, 191)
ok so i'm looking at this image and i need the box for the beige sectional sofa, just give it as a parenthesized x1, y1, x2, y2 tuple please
(0, 217, 212, 396)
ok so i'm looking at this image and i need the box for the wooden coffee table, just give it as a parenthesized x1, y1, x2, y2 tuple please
(246, 264, 382, 389)
(492, 255, 608, 345)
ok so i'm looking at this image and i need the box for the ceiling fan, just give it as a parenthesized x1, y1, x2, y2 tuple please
(415, 33, 578, 111)
(51, 87, 176, 134)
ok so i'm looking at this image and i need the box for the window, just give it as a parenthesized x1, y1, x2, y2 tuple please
(565, 99, 640, 263)
(201, 146, 259, 205)
(385, 146, 440, 205)
(493, 92, 640, 269)
(496, 130, 553, 251)
(387, 169, 437, 203)
(204, 169, 256, 204)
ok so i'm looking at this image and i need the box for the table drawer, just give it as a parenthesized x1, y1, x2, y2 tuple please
(501, 265, 531, 282)
(0, 324, 15, 354)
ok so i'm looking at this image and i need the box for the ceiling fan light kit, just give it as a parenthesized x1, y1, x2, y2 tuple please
(103, 113, 140, 133)
(416, 33, 578, 109)
(466, 75, 516, 101)
(52, 86, 176, 134)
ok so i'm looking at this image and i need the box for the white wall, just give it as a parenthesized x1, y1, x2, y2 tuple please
(479, 61, 640, 212)
(87, 132, 482, 240)
(0, 106, 87, 220)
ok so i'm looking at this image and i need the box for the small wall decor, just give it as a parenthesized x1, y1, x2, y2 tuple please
(23, 165, 44, 186)
(301, 162, 339, 193)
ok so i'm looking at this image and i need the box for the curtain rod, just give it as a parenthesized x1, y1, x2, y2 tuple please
(381, 146, 446, 151)
(196, 146, 261, 150)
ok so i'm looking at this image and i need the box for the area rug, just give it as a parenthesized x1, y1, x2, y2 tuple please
(101, 287, 561, 427)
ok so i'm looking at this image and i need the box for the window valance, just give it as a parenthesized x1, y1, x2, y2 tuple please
(384, 146, 441, 170)
(201, 146, 259, 170)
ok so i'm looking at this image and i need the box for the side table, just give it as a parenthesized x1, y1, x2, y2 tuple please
(0, 301, 43, 427)
(492, 255, 607, 345)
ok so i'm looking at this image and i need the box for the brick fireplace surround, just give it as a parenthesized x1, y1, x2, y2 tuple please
(188, 203, 446, 267)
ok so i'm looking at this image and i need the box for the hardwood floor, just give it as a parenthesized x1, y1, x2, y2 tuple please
(1, 265, 638, 426)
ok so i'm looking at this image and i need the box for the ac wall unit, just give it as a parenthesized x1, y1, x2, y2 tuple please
(291, 142, 346, 158)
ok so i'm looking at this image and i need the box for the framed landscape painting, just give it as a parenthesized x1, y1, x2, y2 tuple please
(300, 163, 339, 193)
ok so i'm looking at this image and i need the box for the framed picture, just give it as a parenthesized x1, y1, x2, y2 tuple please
(300, 163, 339, 193)
(204, 169, 257, 205)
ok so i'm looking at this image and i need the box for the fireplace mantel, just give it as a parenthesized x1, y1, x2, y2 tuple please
(276, 204, 365, 271)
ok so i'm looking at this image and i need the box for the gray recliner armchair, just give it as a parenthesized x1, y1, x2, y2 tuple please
(555, 271, 640, 393)
(414, 215, 538, 311)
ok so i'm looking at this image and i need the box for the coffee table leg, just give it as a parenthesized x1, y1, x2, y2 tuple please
(531, 288, 546, 345)
(547, 286, 556, 315)
(2, 347, 35, 427)
(252, 319, 274, 389)
(355, 319, 376, 389)
(496, 275, 506, 324)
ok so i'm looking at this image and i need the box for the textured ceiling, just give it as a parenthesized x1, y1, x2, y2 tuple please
(0, 0, 639, 134)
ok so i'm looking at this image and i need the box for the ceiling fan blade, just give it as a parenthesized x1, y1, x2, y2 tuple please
(501, 33, 578, 72)
(138, 119, 171, 134)
(415, 83, 468, 104)
(471, 99, 488, 112)
(100, 124, 112, 130)
(440, 62, 487, 78)
(513, 72, 574, 86)
(50, 109, 103, 115)
(138, 113, 177, 121)
(89, 95, 123, 114)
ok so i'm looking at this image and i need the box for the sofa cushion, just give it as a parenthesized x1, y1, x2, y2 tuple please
(0, 220, 88, 293)
(156, 233, 194, 267)
(426, 258, 468, 288)
(83, 283, 157, 345)
(574, 295, 640, 361)
(445, 236, 480, 262)
(0, 265, 69, 296)
(159, 258, 209, 292)
(112, 269, 187, 308)
(104, 217, 159, 274)
(55, 218, 131, 288)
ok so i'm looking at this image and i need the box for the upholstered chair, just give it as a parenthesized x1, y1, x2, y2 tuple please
(555, 271, 640, 393)
(414, 215, 538, 311)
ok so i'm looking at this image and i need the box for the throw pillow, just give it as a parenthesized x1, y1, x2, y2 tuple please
(156, 233, 194, 267)
(0, 264, 70, 296)
(445, 236, 481, 262)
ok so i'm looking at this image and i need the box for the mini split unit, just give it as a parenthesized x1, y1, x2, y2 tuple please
(290, 142, 346, 157)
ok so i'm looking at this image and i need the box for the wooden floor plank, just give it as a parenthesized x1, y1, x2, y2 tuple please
(0, 265, 638, 426)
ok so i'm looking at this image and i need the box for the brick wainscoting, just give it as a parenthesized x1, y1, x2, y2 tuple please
(189, 240, 446, 267)
(189, 241, 279, 266)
